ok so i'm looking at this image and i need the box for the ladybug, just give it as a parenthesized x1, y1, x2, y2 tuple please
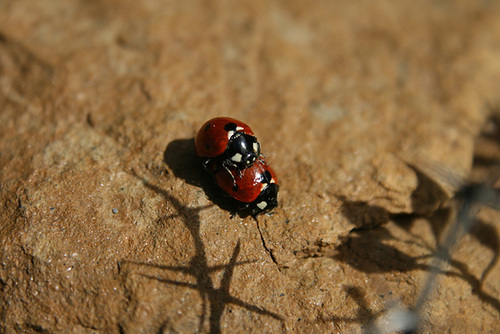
(195, 117, 261, 171)
(209, 158, 279, 217)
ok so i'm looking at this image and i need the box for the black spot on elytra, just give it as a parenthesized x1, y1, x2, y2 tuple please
(204, 124, 211, 132)
(262, 170, 272, 183)
(224, 122, 238, 132)
(232, 184, 239, 192)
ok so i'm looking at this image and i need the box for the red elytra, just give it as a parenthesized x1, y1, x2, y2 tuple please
(195, 117, 278, 216)
(211, 158, 277, 203)
(195, 117, 255, 158)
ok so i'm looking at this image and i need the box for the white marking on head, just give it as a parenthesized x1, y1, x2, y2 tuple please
(256, 201, 268, 210)
(236, 126, 244, 131)
(253, 142, 259, 153)
(231, 153, 243, 162)
(227, 130, 235, 140)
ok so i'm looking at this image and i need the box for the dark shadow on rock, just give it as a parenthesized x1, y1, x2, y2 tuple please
(337, 197, 428, 273)
(393, 207, 453, 251)
(408, 166, 450, 215)
(319, 285, 381, 327)
(470, 219, 500, 283)
(336, 137, 500, 331)
(334, 213, 500, 315)
(164, 138, 248, 218)
(164, 138, 204, 187)
(441, 250, 500, 315)
(473, 114, 500, 166)
(333, 226, 433, 274)
(339, 197, 391, 230)
(120, 171, 283, 333)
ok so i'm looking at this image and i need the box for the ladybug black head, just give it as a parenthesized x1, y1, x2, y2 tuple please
(225, 133, 261, 169)
(250, 183, 279, 216)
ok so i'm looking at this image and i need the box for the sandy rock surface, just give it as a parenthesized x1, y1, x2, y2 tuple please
(1, 0, 500, 332)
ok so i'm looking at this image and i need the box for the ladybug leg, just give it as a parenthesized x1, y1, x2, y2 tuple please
(222, 162, 237, 187)
(230, 203, 250, 219)
(201, 158, 212, 172)
(264, 210, 277, 217)
(257, 155, 267, 166)
(251, 210, 276, 219)
(220, 192, 232, 198)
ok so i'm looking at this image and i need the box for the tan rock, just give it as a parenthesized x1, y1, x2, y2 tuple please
(1, 0, 499, 332)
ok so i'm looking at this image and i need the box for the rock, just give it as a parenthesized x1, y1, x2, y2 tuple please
(1, 0, 499, 332)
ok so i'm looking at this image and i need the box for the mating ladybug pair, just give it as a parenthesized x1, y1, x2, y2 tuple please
(195, 117, 279, 216)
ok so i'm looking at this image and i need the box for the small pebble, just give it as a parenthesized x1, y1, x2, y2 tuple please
(112, 208, 118, 214)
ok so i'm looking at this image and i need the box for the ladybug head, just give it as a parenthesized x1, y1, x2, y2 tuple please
(251, 183, 279, 216)
(225, 133, 261, 169)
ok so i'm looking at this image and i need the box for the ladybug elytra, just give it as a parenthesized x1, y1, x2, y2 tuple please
(195, 117, 261, 170)
(209, 158, 279, 216)
(195, 117, 279, 217)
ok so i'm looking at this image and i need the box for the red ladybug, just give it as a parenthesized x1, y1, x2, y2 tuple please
(209, 158, 279, 216)
(195, 117, 261, 170)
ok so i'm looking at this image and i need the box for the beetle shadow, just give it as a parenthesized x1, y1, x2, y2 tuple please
(163, 138, 205, 187)
(163, 138, 252, 218)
